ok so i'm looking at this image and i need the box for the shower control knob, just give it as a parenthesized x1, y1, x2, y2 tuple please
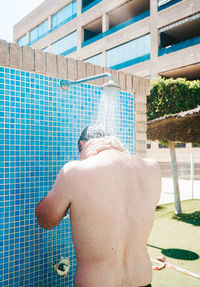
(54, 257, 70, 277)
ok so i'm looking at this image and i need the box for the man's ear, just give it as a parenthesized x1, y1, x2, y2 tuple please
(79, 140, 85, 151)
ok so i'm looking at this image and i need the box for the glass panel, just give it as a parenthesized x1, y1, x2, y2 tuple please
(51, 0, 77, 29)
(30, 19, 48, 43)
(106, 34, 150, 68)
(51, 31, 77, 55)
(84, 53, 103, 66)
(30, 28, 38, 43)
(39, 20, 48, 37)
(17, 34, 27, 46)
(72, 0, 77, 14)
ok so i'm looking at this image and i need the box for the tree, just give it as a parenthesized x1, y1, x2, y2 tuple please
(147, 77, 200, 121)
(147, 77, 200, 214)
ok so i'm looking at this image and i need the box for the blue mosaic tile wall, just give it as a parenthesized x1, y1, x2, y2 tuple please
(0, 66, 135, 287)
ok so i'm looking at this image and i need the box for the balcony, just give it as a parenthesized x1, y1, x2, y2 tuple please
(158, 0, 182, 12)
(159, 35, 200, 56)
(159, 13, 200, 56)
(82, 0, 150, 47)
(82, 0, 102, 13)
(83, 17, 102, 47)
(82, 11, 150, 47)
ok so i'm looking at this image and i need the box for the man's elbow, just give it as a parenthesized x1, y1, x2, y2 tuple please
(35, 205, 51, 230)
(35, 205, 60, 230)
(35, 214, 54, 230)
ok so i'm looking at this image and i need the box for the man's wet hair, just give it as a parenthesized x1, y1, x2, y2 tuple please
(78, 125, 113, 152)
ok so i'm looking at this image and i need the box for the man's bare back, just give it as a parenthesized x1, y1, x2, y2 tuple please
(35, 134, 161, 287)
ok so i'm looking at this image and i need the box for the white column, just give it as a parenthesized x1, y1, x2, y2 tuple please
(48, 15, 52, 30)
(77, 27, 83, 54)
(26, 31, 30, 44)
(102, 13, 109, 33)
(102, 50, 106, 67)
(77, 0, 82, 16)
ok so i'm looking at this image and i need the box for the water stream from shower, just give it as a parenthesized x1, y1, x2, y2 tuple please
(95, 84, 121, 136)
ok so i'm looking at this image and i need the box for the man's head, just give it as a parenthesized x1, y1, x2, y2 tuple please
(78, 125, 113, 153)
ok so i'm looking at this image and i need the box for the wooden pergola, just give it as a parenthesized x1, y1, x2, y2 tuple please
(147, 107, 200, 214)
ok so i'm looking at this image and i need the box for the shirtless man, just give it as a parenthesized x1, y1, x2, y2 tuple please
(35, 125, 161, 287)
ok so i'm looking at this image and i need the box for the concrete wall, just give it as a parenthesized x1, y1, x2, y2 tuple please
(0, 39, 150, 157)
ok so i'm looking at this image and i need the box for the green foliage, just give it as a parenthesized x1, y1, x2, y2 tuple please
(147, 77, 200, 121)
(192, 143, 200, 148)
(158, 140, 168, 148)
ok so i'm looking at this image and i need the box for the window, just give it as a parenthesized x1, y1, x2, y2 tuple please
(159, 142, 168, 148)
(30, 20, 48, 43)
(84, 53, 103, 66)
(17, 34, 27, 46)
(147, 141, 151, 149)
(175, 142, 186, 148)
(51, 31, 77, 56)
(106, 34, 150, 69)
(51, 0, 77, 29)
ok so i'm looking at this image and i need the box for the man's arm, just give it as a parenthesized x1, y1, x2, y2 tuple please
(35, 164, 73, 230)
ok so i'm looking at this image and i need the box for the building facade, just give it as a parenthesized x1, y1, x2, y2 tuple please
(14, 0, 200, 79)
(13, 0, 200, 165)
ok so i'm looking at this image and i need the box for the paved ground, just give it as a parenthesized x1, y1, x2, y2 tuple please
(159, 178, 200, 204)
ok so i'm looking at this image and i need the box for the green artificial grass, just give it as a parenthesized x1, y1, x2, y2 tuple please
(148, 200, 200, 287)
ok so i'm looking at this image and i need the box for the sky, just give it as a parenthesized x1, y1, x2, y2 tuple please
(0, 0, 45, 42)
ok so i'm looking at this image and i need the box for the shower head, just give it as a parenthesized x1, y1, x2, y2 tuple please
(102, 80, 120, 89)
(59, 73, 119, 90)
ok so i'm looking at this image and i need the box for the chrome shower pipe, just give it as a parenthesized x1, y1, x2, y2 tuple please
(60, 73, 115, 90)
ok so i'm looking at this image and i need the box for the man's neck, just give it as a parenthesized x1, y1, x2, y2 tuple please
(80, 136, 128, 160)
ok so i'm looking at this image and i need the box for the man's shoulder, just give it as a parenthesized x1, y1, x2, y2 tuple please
(144, 158, 161, 175)
(62, 160, 81, 173)
(62, 159, 92, 175)
(144, 157, 160, 167)
(133, 156, 161, 178)
(132, 155, 159, 168)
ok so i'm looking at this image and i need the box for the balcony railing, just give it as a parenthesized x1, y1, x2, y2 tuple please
(82, 0, 102, 13)
(158, 0, 182, 12)
(82, 10, 150, 48)
(158, 35, 200, 56)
